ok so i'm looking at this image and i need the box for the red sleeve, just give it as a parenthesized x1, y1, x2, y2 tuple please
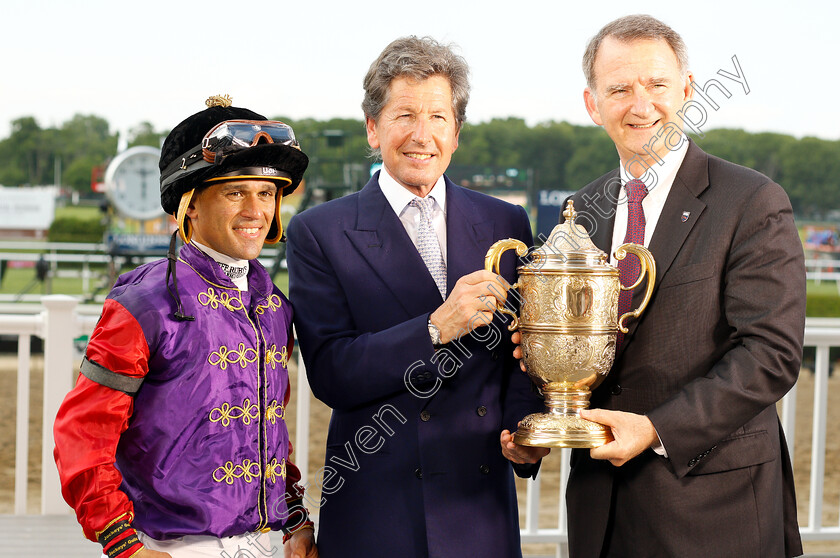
(53, 299, 150, 542)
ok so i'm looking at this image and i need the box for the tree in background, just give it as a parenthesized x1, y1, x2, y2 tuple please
(0, 117, 54, 186)
(127, 121, 167, 149)
(778, 137, 840, 219)
(57, 115, 117, 191)
(0, 114, 837, 218)
(0, 116, 169, 192)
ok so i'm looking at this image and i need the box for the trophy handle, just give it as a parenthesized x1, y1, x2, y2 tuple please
(614, 243, 656, 333)
(484, 239, 528, 331)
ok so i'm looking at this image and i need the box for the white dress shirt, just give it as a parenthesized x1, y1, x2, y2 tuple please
(378, 166, 448, 262)
(609, 139, 689, 265)
(608, 137, 689, 458)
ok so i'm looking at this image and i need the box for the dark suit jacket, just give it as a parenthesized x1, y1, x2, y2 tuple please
(564, 141, 805, 558)
(286, 173, 543, 558)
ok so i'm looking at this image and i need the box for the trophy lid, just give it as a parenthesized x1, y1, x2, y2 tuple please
(530, 200, 611, 271)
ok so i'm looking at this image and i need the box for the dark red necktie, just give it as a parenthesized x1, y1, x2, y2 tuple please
(616, 179, 648, 348)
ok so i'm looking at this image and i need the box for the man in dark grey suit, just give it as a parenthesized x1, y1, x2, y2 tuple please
(545, 14, 805, 558)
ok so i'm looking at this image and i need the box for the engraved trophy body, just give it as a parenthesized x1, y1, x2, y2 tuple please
(485, 201, 655, 448)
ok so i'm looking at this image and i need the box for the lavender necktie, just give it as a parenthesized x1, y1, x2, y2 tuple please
(410, 196, 447, 300)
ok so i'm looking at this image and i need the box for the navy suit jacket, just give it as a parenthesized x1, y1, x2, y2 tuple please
(286, 173, 543, 558)
(564, 141, 804, 558)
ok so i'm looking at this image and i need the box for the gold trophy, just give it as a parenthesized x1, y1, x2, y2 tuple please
(484, 200, 655, 448)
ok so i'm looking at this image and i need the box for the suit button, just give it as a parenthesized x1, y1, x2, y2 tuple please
(420, 410, 431, 422)
(611, 384, 622, 395)
(477, 406, 487, 417)
(491, 351, 499, 361)
(415, 467, 423, 479)
(687, 458, 698, 468)
(479, 464, 490, 474)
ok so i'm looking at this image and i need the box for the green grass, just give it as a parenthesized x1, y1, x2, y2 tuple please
(806, 281, 840, 297)
(54, 204, 102, 220)
(0, 267, 104, 296)
(273, 271, 289, 294)
(806, 280, 840, 317)
(3, 202, 289, 296)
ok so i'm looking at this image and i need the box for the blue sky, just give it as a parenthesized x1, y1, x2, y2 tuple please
(2, 0, 837, 142)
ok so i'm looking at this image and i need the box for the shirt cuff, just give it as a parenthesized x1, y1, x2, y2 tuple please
(651, 431, 668, 458)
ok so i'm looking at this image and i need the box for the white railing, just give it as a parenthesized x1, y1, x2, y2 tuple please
(2, 300, 839, 556)
(785, 318, 840, 544)
(294, 320, 840, 557)
(0, 296, 99, 514)
(807, 258, 840, 289)
(0, 247, 283, 303)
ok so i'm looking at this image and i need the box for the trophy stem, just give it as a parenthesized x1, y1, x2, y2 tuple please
(513, 384, 612, 448)
(545, 386, 591, 416)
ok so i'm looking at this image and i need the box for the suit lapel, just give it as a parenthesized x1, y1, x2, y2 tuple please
(444, 178, 493, 295)
(344, 174, 448, 317)
(622, 140, 710, 343)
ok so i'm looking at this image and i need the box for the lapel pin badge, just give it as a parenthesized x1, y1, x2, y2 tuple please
(681, 211, 691, 222)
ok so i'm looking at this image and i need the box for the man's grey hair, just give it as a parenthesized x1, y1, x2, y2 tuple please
(362, 35, 471, 128)
(583, 14, 690, 93)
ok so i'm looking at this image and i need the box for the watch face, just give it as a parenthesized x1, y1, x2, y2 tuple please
(105, 146, 165, 221)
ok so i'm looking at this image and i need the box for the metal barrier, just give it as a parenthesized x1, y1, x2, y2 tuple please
(2, 300, 838, 555)
(786, 319, 840, 544)
(293, 320, 840, 556)
(807, 258, 840, 290)
(0, 247, 282, 303)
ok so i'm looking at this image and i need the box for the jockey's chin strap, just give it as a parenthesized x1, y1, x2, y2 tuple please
(165, 230, 195, 322)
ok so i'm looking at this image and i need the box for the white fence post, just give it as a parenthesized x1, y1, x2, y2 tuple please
(0, 298, 839, 549)
(809, 345, 830, 532)
(14, 334, 32, 514)
(517, 322, 840, 551)
(40, 295, 78, 514)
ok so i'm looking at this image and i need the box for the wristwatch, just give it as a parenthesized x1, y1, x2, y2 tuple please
(427, 319, 443, 347)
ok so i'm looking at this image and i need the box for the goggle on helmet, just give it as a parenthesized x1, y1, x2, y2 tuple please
(159, 101, 308, 245)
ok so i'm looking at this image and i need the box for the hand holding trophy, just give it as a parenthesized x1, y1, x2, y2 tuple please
(485, 200, 655, 448)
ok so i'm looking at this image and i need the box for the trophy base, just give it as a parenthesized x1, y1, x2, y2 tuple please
(513, 412, 612, 448)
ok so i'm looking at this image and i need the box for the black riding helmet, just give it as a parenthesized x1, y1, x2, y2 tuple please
(159, 95, 308, 244)
(159, 96, 308, 321)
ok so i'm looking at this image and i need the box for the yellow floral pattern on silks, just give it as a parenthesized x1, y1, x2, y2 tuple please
(208, 343, 258, 370)
(198, 287, 245, 312)
(255, 294, 283, 315)
(265, 458, 287, 484)
(209, 398, 260, 427)
(212, 459, 261, 485)
(265, 345, 289, 370)
(266, 400, 285, 424)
